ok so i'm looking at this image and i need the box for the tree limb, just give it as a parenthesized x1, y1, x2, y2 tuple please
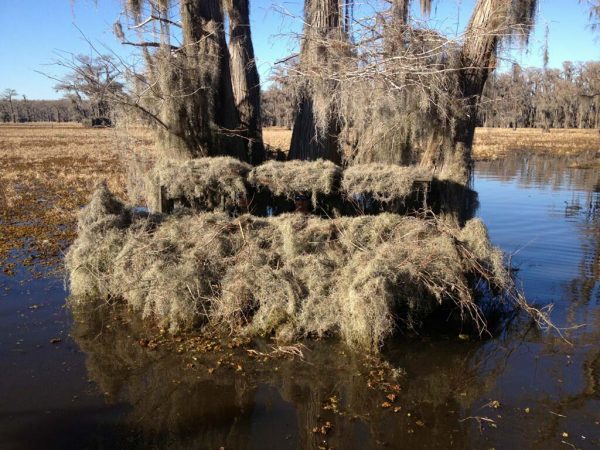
(131, 15, 182, 29)
(121, 40, 179, 51)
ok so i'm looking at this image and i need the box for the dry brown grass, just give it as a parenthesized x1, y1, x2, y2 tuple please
(67, 184, 517, 350)
(473, 128, 600, 160)
(264, 127, 600, 161)
(248, 159, 342, 204)
(263, 127, 292, 152)
(342, 164, 432, 203)
(151, 157, 252, 212)
(0, 123, 154, 273)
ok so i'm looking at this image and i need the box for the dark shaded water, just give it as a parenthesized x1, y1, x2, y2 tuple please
(1, 153, 599, 449)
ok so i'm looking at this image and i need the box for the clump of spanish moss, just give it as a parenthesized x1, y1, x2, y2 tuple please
(150, 157, 252, 211)
(342, 164, 432, 203)
(66, 184, 534, 351)
(248, 159, 342, 204)
(65, 183, 131, 299)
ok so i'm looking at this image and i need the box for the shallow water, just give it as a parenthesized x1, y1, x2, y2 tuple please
(1, 153, 599, 449)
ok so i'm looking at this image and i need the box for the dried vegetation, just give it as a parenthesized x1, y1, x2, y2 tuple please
(0, 123, 152, 274)
(150, 157, 252, 211)
(342, 164, 432, 203)
(248, 159, 342, 203)
(66, 183, 524, 351)
(265, 126, 600, 163)
(473, 128, 600, 160)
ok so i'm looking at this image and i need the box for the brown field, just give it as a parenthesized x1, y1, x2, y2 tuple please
(1, 124, 598, 275)
(0, 123, 152, 274)
(263, 127, 293, 151)
(473, 127, 600, 160)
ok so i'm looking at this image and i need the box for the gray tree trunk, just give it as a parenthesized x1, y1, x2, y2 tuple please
(226, 0, 265, 165)
(453, 0, 510, 161)
(289, 94, 341, 163)
(288, 0, 343, 163)
(9, 98, 15, 123)
(156, 0, 246, 161)
(448, 0, 532, 183)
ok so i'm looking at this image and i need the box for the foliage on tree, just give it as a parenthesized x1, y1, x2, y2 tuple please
(0, 98, 89, 123)
(279, 0, 540, 184)
(114, 0, 262, 162)
(480, 61, 600, 130)
(53, 54, 124, 121)
(49, 0, 598, 182)
(2, 89, 18, 123)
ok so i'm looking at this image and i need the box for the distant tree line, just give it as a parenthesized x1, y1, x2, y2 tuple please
(0, 94, 91, 123)
(1, 53, 123, 125)
(6, 58, 600, 133)
(479, 61, 600, 130)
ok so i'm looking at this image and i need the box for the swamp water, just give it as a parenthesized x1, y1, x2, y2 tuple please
(0, 153, 599, 449)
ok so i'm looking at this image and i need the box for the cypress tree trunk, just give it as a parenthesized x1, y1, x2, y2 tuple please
(129, 0, 246, 161)
(289, 94, 342, 163)
(226, 0, 265, 165)
(288, 0, 343, 163)
(449, 0, 511, 182)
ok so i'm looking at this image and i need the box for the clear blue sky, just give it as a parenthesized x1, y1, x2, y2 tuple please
(0, 0, 597, 100)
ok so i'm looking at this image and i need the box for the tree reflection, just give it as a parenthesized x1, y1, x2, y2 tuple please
(70, 303, 510, 449)
(477, 151, 600, 192)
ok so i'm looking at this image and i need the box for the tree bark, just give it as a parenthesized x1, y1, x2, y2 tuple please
(288, 0, 344, 163)
(226, 0, 265, 165)
(8, 97, 15, 123)
(449, 0, 515, 182)
(289, 94, 341, 163)
(156, 0, 246, 161)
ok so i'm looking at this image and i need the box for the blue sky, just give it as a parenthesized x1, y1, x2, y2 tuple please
(0, 0, 597, 99)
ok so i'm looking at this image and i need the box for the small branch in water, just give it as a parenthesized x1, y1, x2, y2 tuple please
(459, 416, 497, 433)
(246, 343, 308, 361)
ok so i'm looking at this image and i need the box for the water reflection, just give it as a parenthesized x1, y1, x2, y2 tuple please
(72, 302, 514, 449)
(70, 152, 600, 448)
(475, 152, 600, 449)
(477, 151, 600, 193)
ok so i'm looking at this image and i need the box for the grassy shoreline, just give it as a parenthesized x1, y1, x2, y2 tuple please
(472, 127, 600, 160)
